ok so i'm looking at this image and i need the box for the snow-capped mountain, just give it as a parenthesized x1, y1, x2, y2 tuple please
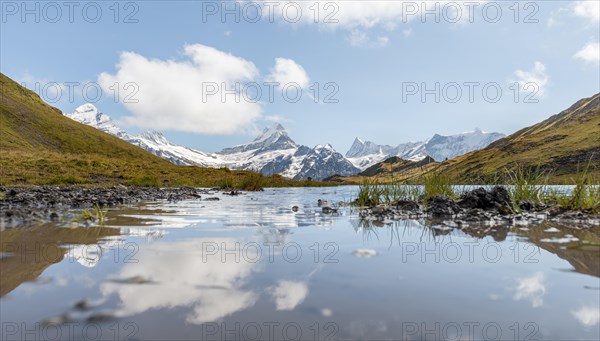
(64, 105, 220, 167)
(64, 104, 359, 180)
(65, 103, 130, 139)
(128, 131, 220, 167)
(347, 129, 506, 170)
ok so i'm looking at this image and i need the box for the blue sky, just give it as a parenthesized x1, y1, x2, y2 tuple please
(1, 1, 599, 153)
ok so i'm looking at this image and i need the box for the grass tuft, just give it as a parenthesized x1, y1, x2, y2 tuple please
(356, 179, 382, 207)
(505, 165, 548, 204)
(423, 173, 455, 201)
(80, 204, 107, 223)
(238, 173, 265, 191)
(563, 161, 600, 213)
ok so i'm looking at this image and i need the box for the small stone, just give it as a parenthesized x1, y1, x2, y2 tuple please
(41, 314, 71, 326)
(49, 212, 59, 221)
(86, 313, 114, 323)
(352, 249, 377, 257)
(321, 308, 333, 317)
(74, 300, 92, 311)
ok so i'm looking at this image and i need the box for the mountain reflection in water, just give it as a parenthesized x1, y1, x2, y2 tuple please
(1, 187, 598, 341)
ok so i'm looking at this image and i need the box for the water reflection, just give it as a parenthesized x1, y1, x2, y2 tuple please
(0, 225, 119, 297)
(0, 187, 598, 340)
(513, 272, 546, 308)
(270, 280, 309, 311)
(356, 217, 600, 278)
(572, 306, 600, 327)
(100, 238, 260, 324)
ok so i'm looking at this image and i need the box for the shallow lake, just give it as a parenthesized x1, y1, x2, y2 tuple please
(1, 187, 599, 340)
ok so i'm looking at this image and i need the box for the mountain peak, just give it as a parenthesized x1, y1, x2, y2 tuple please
(139, 130, 170, 145)
(271, 122, 285, 131)
(74, 103, 98, 114)
(346, 137, 370, 157)
(254, 123, 288, 142)
(65, 104, 128, 139)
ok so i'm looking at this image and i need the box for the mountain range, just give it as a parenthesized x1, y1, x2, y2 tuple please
(64, 105, 359, 180)
(340, 92, 600, 183)
(346, 129, 505, 170)
(64, 104, 506, 180)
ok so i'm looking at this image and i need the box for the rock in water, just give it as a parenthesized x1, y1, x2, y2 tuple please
(491, 186, 512, 209)
(457, 186, 512, 211)
(426, 196, 459, 217)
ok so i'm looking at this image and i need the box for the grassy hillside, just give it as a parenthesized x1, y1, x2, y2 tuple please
(0, 73, 313, 188)
(441, 92, 600, 183)
(342, 93, 600, 184)
(359, 156, 437, 177)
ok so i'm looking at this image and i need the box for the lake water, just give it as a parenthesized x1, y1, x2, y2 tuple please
(1, 187, 599, 340)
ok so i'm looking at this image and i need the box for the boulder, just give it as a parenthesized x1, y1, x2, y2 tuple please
(426, 196, 459, 217)
(457, 186, 512, 212)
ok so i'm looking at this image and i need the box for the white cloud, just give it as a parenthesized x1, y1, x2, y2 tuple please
(573, 1, 600, 24)
(266, 58, 311, 88)
(270, 280, 309, 310)
(572, 306, 600, 327)
(100, 238, 259, 324)
(98, 44, 263, 135)
(512, 62, 550, 97)
(574, 42, 600, 64)
(347, 30, 389, 48)
(402, 28, 413, 37)
(248, 1, 483, 47)
(513, 272, 546, 308)
(284, 1, 482, 29)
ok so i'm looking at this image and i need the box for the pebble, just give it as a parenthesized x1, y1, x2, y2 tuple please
(352, 249, 377, 257)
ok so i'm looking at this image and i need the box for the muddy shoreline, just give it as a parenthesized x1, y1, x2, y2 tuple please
(0, 186, 231, 229)
(2, 185, 598, 230)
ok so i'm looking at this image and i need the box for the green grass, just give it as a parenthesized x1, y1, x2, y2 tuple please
(126, 176, 161, 187)
(381, 181, 420, 204)
(217, 177, 235, 190)
(80, 204, 107, 223)
(45, 176, 91, 185)
(356, 177, 430, 207)
(423, 173, 455, 201)
(559, 162, 600, 213)
(504, 165, 549, 204)
(502, 162, 600, 213)
(238, 173, 265, 191)
(356, 179, 382, 207)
